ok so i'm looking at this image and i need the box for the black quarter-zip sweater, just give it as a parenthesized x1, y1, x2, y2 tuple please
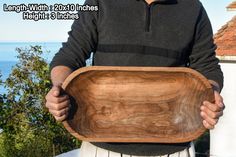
(50, 0, 223, 155)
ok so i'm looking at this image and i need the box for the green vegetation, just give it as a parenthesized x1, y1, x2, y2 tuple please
(0, 46, 80, 157)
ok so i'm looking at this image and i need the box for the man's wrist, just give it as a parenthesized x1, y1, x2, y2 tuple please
(50, 66, 73, 88)
(52, 82, 63, 87)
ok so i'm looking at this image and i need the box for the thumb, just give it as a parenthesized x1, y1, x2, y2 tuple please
(52, 86, 61, 97)
(214, 91, 224, 108)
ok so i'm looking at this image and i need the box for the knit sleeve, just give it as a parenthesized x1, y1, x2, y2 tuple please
(50, 0, 98, 71)
(188, 4, 223, 91)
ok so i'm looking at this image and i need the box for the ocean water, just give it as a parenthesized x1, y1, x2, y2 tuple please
(0, 42, 62, 62)
(0, 42, 92, 94)
(0, 42, 62, 94)
(0, 61, 17, 94)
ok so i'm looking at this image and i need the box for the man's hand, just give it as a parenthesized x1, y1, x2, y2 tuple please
(200, 90, 224, 129)
(45, 85, 70, 122)
(45, 66, 73, 122)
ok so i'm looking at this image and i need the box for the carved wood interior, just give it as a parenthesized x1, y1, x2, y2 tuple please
(62, 66, 214, 143)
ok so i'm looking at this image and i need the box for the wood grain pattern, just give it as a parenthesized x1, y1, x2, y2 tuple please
(62, 66, 214, 143)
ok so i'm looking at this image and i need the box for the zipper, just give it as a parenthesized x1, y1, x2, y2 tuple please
(145, 5, 151, 32)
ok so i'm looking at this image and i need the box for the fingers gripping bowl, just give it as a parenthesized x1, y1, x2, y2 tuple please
(61, 66, 214, 143)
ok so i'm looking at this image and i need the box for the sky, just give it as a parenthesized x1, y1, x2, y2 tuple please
(0, 0, 85, 42)
(0, 0, 235, 42)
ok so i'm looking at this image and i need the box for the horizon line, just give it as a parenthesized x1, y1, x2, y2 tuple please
(0, 40, 65, 43)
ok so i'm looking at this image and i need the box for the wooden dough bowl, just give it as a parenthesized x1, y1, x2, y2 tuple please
(62, 66, 214, 143)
